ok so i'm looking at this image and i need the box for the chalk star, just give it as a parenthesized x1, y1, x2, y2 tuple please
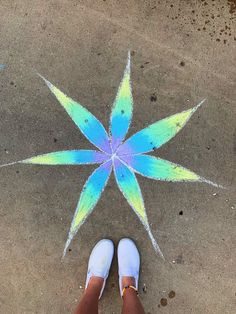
(2, 52, 221, 258)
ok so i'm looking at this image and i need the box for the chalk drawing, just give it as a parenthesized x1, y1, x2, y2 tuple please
(1, 52, 221, 258)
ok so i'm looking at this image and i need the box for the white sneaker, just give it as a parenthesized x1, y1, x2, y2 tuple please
(85, 239, 114, 299)
(117, 238, 140, 297)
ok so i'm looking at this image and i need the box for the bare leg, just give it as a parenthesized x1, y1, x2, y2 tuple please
(121, 276, 145, 314)
(74, 277, 103, 314)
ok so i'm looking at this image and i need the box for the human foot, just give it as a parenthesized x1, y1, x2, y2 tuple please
(118, 238, 140, 297)
(85, 239, 114, 299)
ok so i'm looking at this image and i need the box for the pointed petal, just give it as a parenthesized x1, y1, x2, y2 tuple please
(113, 158, 146, 221)
(110, 51, 133, 151)
(113, 158, 164, 258)
(120, 154, 221, 187)
(117, 100, 205, 155)
(63, 160, 112, 257)
(39, 75, 111, 154)
(20, 150, 108, 165)
(121, 154, 201, 181)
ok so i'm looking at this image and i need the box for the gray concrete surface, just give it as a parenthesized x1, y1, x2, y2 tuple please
(0, 1, 235, 313)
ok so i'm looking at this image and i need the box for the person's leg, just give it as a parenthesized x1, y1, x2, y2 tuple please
(118, 238, 145, 314)
(73, 239, 114, 314)
(74, 277, 103, 314)
(121, 276, 145, 314)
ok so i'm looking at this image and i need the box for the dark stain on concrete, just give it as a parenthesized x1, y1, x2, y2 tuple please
(227, 0, 236, 13)
(168, 290, 176, 299)
(160, 298, 168, 306)
(167, 1, 235, 44)
(150, 93, 157, 102)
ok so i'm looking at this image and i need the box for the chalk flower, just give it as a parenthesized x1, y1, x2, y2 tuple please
(3, 52, 220, 258)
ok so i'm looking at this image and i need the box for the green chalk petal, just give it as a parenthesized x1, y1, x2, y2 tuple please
(113, 157, 164, 258)
(21, 150, 109, 165)
(121, 154, 201, 182)
(110, 51, 133, 150)
(117, 100, 205, 155)
(39, 75, 111, 153)
(63, 160, 112, 257)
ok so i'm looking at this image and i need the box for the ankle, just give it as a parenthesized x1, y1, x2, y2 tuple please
(86, 276, 104, 297)
(121, 276, 136, 289)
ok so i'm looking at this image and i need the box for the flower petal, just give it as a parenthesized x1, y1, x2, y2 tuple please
(39, 75, 111, 154)
(117, 100, 205, 155)
(120, 154, 221, 187)
(20, 150, 109, 165)
(121, 154, 201, 181)
(110, 51, 133, 151)
(113, 158, 164, 258)
(63, 160, 112, 257)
